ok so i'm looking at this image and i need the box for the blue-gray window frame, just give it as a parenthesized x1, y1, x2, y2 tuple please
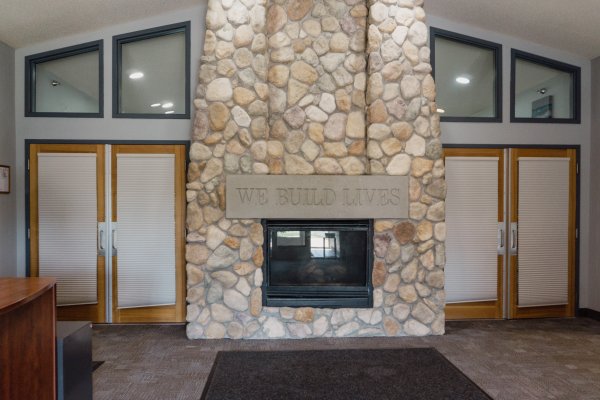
(510, 49, 581, 124)
(430, 27, 503, 123)
(112, 21, 191, 119)
(25, 40, 104, 118)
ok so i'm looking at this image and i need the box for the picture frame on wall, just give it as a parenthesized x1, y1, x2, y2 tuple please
(0, 165, 9, 194)
(532, 95, 553, 118)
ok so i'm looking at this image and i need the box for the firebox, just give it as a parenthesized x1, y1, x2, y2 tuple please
(262, 219, 373, 308)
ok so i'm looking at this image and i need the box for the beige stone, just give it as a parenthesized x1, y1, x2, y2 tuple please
(287, 0, 313, 20)
(394, 222, 415, 245)
(308, 123, 324, 144)
(339, 157, 365, 175)
(404, 319, 430, 336)
(287, 79, 310, 105)
(400, 75, 421, 99)
(250, 288, 262, 316)
(381, 138, 403, 156)
(422, 74, 436, 101)
(267, 4, 287, 34)
(268, 65, 290, 87)
(321, 16, 340, 32)
(294, 307, 315, 323)
(290, 61, 319, 84)
(323, 142, 348, 158)
(324, 113, 347, 141)
(368, 99, 388, 123)
(315, 157, 343, 174)
(347, 140, 365, 156)
(302, 19, 321, 36)
(284, 153, 315, 174)
(386, 154, 411, 175)
(206, 78, 233, 102)
(330, 32, 350, 52)
(405, 134, 426, 156)
(233, 87, 256, 106)
(383, 316, 401, 336)
(335, 89, 352, 112)
(411, 157, 434, 177)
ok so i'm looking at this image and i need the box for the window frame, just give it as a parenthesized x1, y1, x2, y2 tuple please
(510, 49, 581, 124)
(112, 21, 191, 119)
(25, 40, 104, 118)
(430, 27, 503, 123)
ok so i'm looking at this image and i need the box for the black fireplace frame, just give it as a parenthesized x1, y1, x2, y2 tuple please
(261, 219, 374, 308)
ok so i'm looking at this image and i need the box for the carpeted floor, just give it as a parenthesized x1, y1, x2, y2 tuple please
(92, 318, 600, 400)
(201, 348, 491, 399)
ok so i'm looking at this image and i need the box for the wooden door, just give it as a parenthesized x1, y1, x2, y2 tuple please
(111, 144, 186, 323)
(30, 144, 106, 322)
(443, 148, 505, 319)
(509, 148, 577, 318)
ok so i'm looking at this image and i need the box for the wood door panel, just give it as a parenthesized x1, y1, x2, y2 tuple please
(29, 144, 106, 323)
(111, 144, 186, 323)
(443, 148, 504, 320)
(509, 148, 576, 319)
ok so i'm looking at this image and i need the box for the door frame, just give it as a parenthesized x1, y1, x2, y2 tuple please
(25, 140, 190, 323)
(443, 144, 581, 316)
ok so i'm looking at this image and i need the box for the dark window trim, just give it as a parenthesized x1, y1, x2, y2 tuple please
(24, 40, 104, 118)
(510, 49, 581, 124)
(112, 21, 191, 119)
(430, 27, 503, 123)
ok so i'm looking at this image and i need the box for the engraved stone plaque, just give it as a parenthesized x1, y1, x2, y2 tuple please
(226, 175, 408, 219)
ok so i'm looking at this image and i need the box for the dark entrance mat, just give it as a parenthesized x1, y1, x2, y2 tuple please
(201, 348, 492, 400)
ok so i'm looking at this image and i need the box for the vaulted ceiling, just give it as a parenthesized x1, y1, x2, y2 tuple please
(1, 0, 600, 59)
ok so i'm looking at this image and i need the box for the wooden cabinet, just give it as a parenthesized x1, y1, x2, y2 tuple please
(0, 278, 57, 400)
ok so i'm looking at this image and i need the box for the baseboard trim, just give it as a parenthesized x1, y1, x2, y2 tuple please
(577, 308, 600, 321)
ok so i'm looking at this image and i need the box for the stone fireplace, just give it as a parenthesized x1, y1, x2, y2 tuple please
(185, 0, 446, 339)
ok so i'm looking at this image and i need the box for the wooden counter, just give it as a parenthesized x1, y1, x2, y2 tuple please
(0, 277, 57, 400)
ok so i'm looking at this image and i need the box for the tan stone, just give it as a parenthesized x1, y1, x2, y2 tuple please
(422, 74, 436, 101)
(270, 119, 288, 140)
(411, 157, 434, 177)
(186, 244, 210, 265)
(372, 261, 386, 286)
(224, 237, 240, 249)
(348, 140, 365, 156)
(383, 316, 401, 336)
(315, 157, 343, 174)
(294, 307, 315, 323)
(268, 158, 284, 174)
(346, 111, 366, 139)
(374, 220, 394, 232)
(321, 16, 340, 32)
(208, 102, 229, 131)
(288, 0, 313, 20)
(368, 99, 388, 123)
(267, 140, 284, 158)
(384, 274, 401, 292)
(250, 288, 262, 317)
(226, 139, 246, 155)
(252, 247, 264, 267)
(381, 61, 405, 81)
(381, 138, 403, 156)
(340, 157, 365, 175)
(391, 122, 413, 140)
(416, 220, 433, 241)
(308, 123, 324, 144)
(233, 87, 256, 106)
(233, 25, 254, 47)
(386, 154, 412, 175)
(324, 142, 348, 157)
(394, 222, 416, 245)
(268, 65, 290, 87)
(335, 89, 352, 112)
(287, 79, 310, 105)
(324, 113, 347, 141)
(330, 32, 349, 52)
(216, 59, 236, 77)
(233, 262, 256, 276)
(267, 4, 287, 34)
(290, 61, 319, 84)
(302, 19, 321, 36)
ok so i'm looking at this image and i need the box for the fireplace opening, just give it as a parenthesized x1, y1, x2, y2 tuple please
(262, 219, 373, 308)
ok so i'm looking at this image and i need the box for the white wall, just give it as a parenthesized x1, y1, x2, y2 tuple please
(589, 57, 600, 312)
(13, 4, 207, 277)
(427, 15, 594, 310)
(0, 41, 16, 276)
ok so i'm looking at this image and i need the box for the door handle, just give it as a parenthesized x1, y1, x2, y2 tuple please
(497, 222, 505, 254)
(510, 222, 518, 255)
(98, 222, 106, 256)
(111, 223, 118, 256)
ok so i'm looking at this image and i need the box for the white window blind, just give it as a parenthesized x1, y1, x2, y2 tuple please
(445, 157, 499, 303)
(38, 153, 98, 306)
(116, 154, 176, 308)
(518, 157, 569, 307)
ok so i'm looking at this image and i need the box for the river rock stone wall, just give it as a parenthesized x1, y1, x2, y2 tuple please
(186, 0, 445, 339)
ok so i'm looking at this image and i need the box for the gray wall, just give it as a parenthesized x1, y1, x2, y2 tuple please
(590, 57, 600, 312)
(13, 4, 207, 277)
(427, 15, 594, 310)
(0, 41, 16, 276)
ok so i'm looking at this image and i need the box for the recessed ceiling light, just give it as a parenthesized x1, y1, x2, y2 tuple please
(455, 76, 470, 85)
(161, 102, 174, 109)
(165, 110, 175, 114)
(437, 108, 445, 114)
(129, 71, 144, 80)
(150, 103, 161, 108)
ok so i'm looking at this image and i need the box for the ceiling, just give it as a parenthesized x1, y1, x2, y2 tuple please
(426, 0, 600, 59)
(1, 0, 600, 59)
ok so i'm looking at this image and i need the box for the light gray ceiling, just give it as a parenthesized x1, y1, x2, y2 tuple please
(0, 0, 201, 49)
(426, 0, 600, 59)
(1, 0, 599, 59)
